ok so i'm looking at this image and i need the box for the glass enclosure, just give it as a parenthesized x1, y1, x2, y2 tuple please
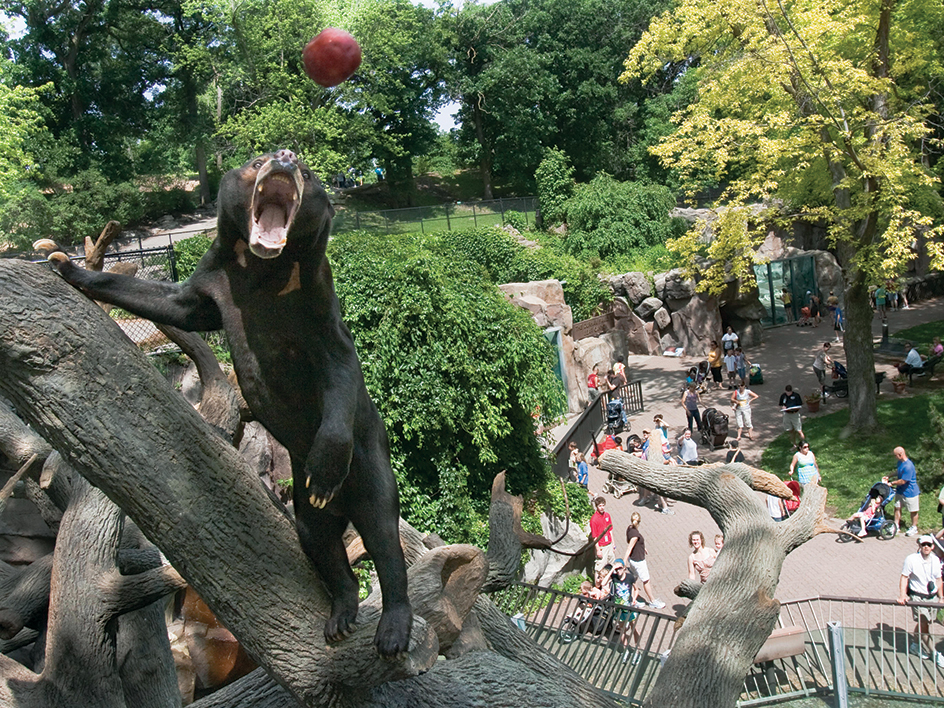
(753, 256, 818, 327)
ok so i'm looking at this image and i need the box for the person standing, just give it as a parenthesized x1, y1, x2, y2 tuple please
(687, 531, 717, 583)
(724, 348, 738, 389)
(778, 385, 805, 448)
(730, 383, 758, 441)
(587, 364, 600, 397)
(625, 512, 666, 609)
(889, 446, 921, 537)
(589, 497, 615, 572)
(680, 383, 702, 433)
(780, 288, 793, 323)
(707, 340, 724, 390)
(809, 293, 821, 326)
(576, 452, 589, 489)
(832, 305, 844, 344)
(897, 535, 944, 666)
(875, 282, 887, 320)
(677, 429, 700, 465)
(721, 326, 739, 355)
(613, 355, 627, 385)
(607, 560, 642, 664)
(734, 347, 750, 387)
(812, 342, 832, 397)
(789, 442, 820, 486)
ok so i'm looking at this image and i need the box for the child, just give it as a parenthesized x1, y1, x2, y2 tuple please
(576, 452, 589, 489)
(724, 349, 738, 389)
(735, 347, 749, 386)
(848, 495, 881, 537)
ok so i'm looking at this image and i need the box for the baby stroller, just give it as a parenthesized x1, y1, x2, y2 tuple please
(602, 435, 639, 499)
(606, 398, 628, 435)
(838, 481, 897, 542)
(558, 598, 617, 643)
(824, 361, 850, 398)
(701, 407, 729, 451)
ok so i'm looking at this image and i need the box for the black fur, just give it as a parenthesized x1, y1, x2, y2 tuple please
(51, 150, 412, 656)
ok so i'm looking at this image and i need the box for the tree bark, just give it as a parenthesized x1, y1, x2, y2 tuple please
(599, 452, 829, 708)
(0, 260, 621, 708)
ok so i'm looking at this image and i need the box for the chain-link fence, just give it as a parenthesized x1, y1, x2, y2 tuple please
(43, 247, 180, 352)
(332, 196, 538, 235)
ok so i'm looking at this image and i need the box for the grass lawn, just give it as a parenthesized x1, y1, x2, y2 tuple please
(893, 319, 944, 355)
(761, 390, 944, 532)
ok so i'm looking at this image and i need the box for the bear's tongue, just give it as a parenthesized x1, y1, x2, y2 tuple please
(253, 204, 288, 248)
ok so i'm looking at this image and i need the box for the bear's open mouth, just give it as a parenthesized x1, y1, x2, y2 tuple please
(249, 164, 304, 259)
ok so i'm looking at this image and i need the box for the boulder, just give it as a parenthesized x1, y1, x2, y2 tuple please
(572, 330, 629, 393)
(660, 269, 697, 301)
(613, 299, 650, 355)
(654, 307, 672, 330)
(643, 322, 662, 355)
(635, 296, 663, 319)
(498, 280, 572, 333)
(523, 513, 594, 588)
(669, 293, 722, 357)
(659, 333, 680, 351)
(621, 272, 652, 306)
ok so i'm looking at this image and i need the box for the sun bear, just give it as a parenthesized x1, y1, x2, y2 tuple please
(50, 150, 412, 657)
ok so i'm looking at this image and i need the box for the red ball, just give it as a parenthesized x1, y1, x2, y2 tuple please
(303, 27, 362, 88)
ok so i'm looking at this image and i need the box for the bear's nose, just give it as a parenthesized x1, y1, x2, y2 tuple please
(274, 149, 297, 166)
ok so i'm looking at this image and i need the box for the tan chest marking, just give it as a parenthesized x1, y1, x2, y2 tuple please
(278, 261, 301, 296)
(234, 239, 248, 268)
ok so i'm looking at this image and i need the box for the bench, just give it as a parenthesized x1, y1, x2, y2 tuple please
(750, 625, 806, 695)
(907, 354, 942, 385)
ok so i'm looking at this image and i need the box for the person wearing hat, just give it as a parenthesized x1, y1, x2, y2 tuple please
(897, 535, 944, 666)
(607, 559, 642, 665)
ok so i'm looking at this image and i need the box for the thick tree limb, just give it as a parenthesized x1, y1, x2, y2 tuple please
(600, 450, 828, 708)
(0, 260, 439, 705)
(0, 554, 53, 640)
(0, 399, 51, 468)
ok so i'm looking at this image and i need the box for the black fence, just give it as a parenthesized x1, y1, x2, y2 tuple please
(332, 197, 538, 235)
(43, 247, 180, 351)
(552, 381, 645, 480)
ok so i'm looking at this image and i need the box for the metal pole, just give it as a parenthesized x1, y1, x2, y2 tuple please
(827, 621, 849, 708)
(472, 204, 477, 227)
(445, 204, 451, 230)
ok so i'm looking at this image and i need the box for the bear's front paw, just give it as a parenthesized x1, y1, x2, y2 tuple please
(307, 475, 343, 509)
(324, 603, 358, 643)
(374, 604, 413, 659)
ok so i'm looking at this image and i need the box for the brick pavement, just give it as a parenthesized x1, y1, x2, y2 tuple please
(566, 295, 944, 609)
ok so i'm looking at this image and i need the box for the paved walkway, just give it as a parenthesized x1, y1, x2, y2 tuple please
(573, 296, 944, 610)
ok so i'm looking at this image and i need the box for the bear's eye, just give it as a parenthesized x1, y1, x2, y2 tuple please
(252, 160, 264, 169)
(302, 170, 312, 181)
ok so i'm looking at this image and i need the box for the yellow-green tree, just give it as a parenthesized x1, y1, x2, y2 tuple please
(623, 0, 944, 433)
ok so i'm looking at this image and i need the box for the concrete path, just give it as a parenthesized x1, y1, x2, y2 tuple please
(575, 296, 944, 608)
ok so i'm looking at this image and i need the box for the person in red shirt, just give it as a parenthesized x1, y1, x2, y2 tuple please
(590, 435, 622, 465)
(587, 364, 600, 397)
(589, 497, 615, 572)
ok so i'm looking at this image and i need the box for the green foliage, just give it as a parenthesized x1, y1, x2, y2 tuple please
(436, 226, 611, 321)
(329, 230, 566, 542)
(892, 320, 944, 356)
(503, 210, 527, 232)
(760, 390, 944, 531)
(534, 148, 574, 227)
(918, 400, 944, 493)
(562, 173, 682, 261)
(173, 234, 214, 280)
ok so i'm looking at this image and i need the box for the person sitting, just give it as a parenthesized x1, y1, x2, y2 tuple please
(898, 342, 925, 375)
(677, 429, 700, 465)
(847, 495, 881, 537)
(932, 337, 944, 359)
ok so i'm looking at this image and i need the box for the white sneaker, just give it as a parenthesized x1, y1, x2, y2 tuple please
(905, 526, 918, 537)
(650, 599, 666, 609)
(935, 650, 944, 668)
(909, 642, 930, 659)
(622, 649, 631, 664)
(632, 651, 641, 666)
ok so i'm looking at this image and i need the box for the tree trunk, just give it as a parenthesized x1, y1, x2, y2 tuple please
(0, 260, 620, 708)
(599, 453, 830, 708)
(472, 99, 494, 200)
(839, 255, 879, 432)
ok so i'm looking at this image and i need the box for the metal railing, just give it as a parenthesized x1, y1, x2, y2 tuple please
(332, 197, 538, 235)
(495, 583, 944, 706)
(551, 381, 645, 481)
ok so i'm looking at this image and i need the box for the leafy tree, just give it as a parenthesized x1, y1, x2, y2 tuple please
(623, 0, 944, 432)
(563, 172, 681, 260)
(328, 230, 566, 542)
(534, 147, 575, 227)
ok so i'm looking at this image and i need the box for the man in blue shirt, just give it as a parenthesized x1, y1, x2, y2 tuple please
(889, 447, 921, 536)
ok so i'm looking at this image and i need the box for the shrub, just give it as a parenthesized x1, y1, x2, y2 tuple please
(328, 230, 567, 543)
(503, 210, 527, 232)
(173, 234, 214, 280)
(534, 148, 574, 227)
(563, 173, 680, 260)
